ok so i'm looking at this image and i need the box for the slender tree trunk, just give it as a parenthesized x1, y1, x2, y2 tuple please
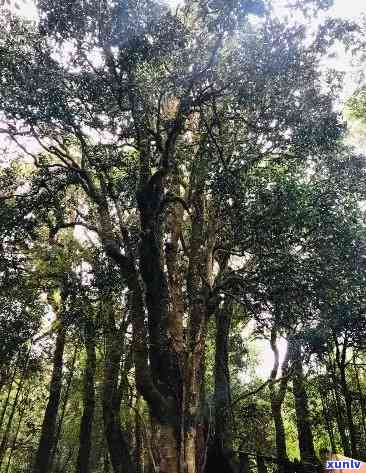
(103, 306, 135, 473)
(292, 345, 316, 469)
(328, 354, 351, 456)
(256, 453, 268, 473)
(104, 447, 111, 473)
(32, 326, 66, 473)
(58, 446, 75, 473)
(318, 383, 336, 452)
(271, 402, 287, 471)
(269, 328, 290, 473)
(352, 356, 366, 442)
(0, 354, 28, 468)
(214, 299, 233, 450)
(334, 338, 358, 457)
(76, 319, 96, 473)
(0, 381, 13, 437)
(4, 387, 29, 473)
(182, 188, 216, 473)
(239, 452, 251, 473)
(184, 300, 210, 473)
(0, 353, 19, 434)
(135, 396, 144, 473)
(50, 345, 78, 471)
(331, 384, 350, 456)
(339, 365, 358, 458)
(196, 357, 208, 473)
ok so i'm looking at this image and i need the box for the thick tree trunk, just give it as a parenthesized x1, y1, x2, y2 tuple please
(32, 326, 66, 473)
(269, 329, 290, 473)
(98, 185, 178, 473)
(137, 183, 182, 473)
(97, 117, 216, 473)
(76, 319, 96, 473)
(292, 346, 316, 469)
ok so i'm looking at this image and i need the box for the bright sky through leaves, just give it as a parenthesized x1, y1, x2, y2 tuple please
(167, 0, 366, 18)
(14, 0, 366, 21)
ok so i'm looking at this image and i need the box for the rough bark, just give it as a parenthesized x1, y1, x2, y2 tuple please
(76, 318, 96, 473)
(157, 424, 179, 473)
(98, 202, 167, 422)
